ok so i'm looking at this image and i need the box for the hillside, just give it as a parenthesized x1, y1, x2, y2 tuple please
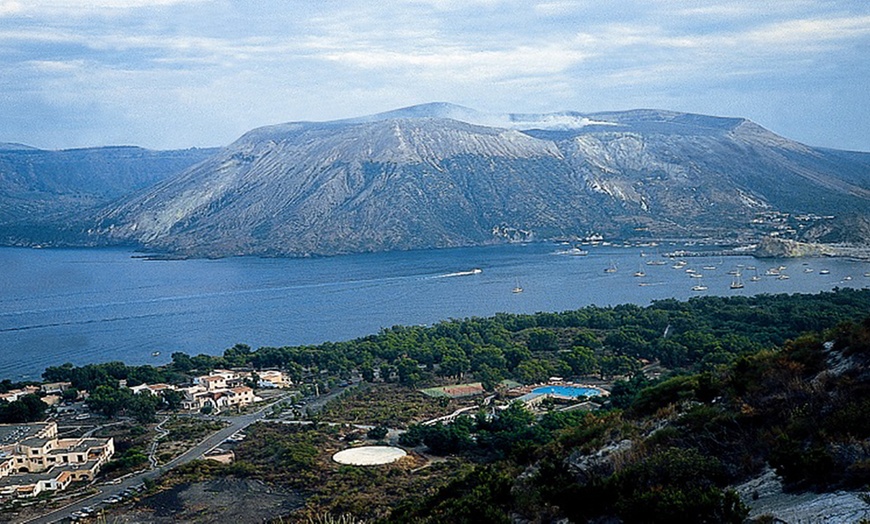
(88, 103, 870, 257)
(0, 145, 218, 246)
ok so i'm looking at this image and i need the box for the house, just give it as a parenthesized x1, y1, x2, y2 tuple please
(40, 382, 72, 395)
(256, 370, 291, 389)
(128, 383, 174, 396)
(0, 422, 113, 499)
(0, 386, 41, 403)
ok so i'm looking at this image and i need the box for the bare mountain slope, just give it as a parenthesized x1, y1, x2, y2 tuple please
(89, 104, 870, 257)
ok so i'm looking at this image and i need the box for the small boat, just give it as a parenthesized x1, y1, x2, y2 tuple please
(646, 259, 667, 266)
(633, 263, 646, 277)
(819, 269, 831, 275)
(690, 273, 703, 278)
(843, 276, 852, 281)
(152, 351, 161, 357)
(512, 278, 524, 293)
(691, 285, 708, 291)
(804, 268, 814, 273)
(730, 271, 745, 289)
(777, 274, 790, 280)
(750, 269, 761, 282)
(604, 260, 618, 273)
(703, 265, 716, 271)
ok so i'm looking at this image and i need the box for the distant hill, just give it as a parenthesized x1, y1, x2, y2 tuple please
(0, 145, 218, 246)
(87, 103, 870, 257)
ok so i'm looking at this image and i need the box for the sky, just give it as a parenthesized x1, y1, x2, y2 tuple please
(1, 0, 868, 152)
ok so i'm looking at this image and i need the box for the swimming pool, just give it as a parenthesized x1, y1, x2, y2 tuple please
(530, 385, 602, 398)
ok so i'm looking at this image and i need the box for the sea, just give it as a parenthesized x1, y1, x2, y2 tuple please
(1, 243, 868, 380)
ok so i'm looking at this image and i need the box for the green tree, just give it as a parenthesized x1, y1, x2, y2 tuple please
(367, 425, 389, 440)
(527, 329, 559, 351)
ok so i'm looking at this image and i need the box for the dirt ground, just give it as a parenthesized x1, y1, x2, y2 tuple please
(107, 478, 303, 523)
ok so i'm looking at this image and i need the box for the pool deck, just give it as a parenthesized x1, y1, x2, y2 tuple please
(508, 380, 609, 404)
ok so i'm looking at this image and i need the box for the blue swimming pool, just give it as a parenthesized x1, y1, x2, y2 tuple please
(530, 385, 602, 398)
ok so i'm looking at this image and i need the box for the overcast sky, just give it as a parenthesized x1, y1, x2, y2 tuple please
(1, 0, 868, 151)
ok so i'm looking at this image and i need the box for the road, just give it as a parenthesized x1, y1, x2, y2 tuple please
(22, 389, 327, 524)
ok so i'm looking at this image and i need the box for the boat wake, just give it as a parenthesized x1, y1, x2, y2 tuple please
(435, 268, 483, 278)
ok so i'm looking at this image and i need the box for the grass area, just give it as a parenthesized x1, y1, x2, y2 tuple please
(419, 382, 485, 398)
(317, 384, 472, 428)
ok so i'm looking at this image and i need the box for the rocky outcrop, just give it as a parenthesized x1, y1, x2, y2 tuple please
(753, 237, 835, 258)
(800, 213, 870, 245)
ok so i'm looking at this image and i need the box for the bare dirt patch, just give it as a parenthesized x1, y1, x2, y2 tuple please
(109, 478, 303, 523)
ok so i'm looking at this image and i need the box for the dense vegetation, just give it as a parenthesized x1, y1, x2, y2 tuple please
(40, 288, 870, 394)
(383, 317, 870, 523)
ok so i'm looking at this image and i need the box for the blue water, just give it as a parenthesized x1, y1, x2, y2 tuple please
(1, 243, 868, 379)
(531, 386, 602, 398)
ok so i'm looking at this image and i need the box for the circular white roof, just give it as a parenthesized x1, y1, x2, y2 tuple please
(332, 446, 407, 466)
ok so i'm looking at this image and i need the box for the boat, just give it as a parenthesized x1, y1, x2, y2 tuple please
(512, 278, 524, 294)
(646, 259, 667, 266)
(690, 272, 703, 278)
(151, 351, 160, 357)
(730, 271, 744, 289)
(555, 247, 588, 256)
(819, 269, 831, 275)
(604, 261, 618, 273)
(633, 264, 646, 277)
(691, 285, 708, 291)
(777, 274, 790, 280)
(454, 268, 483, 276)
(750, 269, 761, 282)
(702, 265, 717, 271)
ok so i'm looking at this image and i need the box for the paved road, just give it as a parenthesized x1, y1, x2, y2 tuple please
(24, 394, 292, 524)
(24, 383, 357, 524)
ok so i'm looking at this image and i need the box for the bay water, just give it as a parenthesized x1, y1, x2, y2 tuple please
(1, 243, 868, 380)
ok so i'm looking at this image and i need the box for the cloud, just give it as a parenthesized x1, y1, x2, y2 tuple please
(0, 1, 22, 16)
(0, 0, 868, 150)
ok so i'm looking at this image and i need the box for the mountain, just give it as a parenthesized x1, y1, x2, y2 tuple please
(0, 145, 218, 245)
(88, 103, 870, 257)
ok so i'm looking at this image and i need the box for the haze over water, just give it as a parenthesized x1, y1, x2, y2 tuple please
(1, 243, 868, 379)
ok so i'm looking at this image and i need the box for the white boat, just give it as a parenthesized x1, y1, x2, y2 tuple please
(633, 263, 646, 277)
(604, 260, 618, 273)
(151, 351, 160, 357)
(690, 273, 703, 278)
(512, 278, 524, 293)
(730, 271, 745, 289)
(819, 269, 831, 275)
(691, 285, 708, 291)
(777, 274, 790, 280)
